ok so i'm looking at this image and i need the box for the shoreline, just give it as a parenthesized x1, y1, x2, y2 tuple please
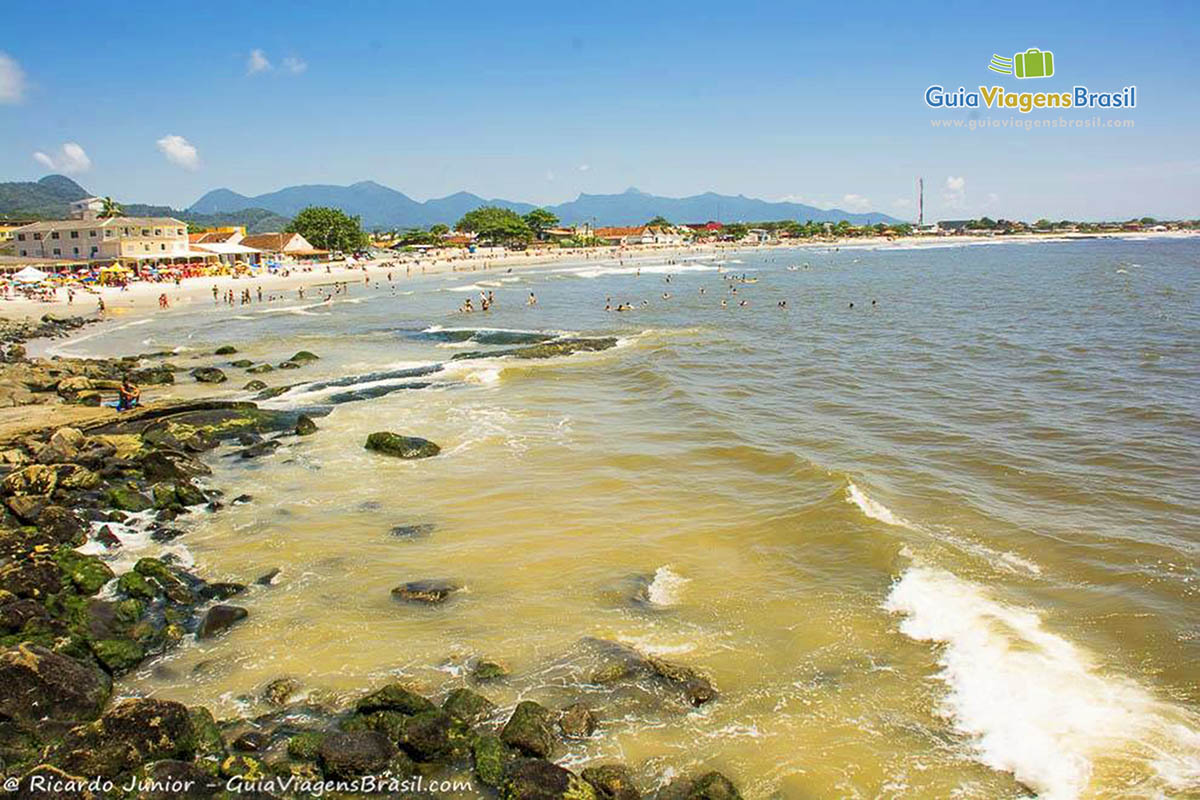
(2, 229, 1194, 326)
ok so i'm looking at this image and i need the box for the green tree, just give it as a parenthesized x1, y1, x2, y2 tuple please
(286, 206, 368, 253)
(430, 223, 450, 237)
(522, 208, 559, 239)
(1139, 217, 1156, 225)
(99, 197, 122, 218)
(457, 206, 533, 247)
(646, 215, 672, 228)
(723, 223, 749, 240)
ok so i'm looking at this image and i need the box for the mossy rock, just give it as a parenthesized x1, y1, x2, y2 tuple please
(214, 346, 238, 355)
(246, 364, 274, 374)
(501, 758, 599, 800)
(53, 548, 115, 595)
(473, 734, 511, 788)
(443, 687, 496, 725)
(106, 486, 153, 512)
(500, 701, 556, 759)
(364, 432, 440, 459)
(288, 351, 319, 362)
(230, 359, 254, 368)
(117, 571, 159, 601)
(355, 683, 437, 716)
(243, 380, 268, 391)
(473, 660, 510, 682)
(286, 731, 326, 761)
(189, 706, 226, 759)
(90, 637, 145, 673)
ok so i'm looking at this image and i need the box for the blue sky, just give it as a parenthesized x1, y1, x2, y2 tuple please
(2, 0, 1197, 220)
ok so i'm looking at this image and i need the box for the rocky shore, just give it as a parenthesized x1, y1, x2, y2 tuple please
(0, 317, 743, 799)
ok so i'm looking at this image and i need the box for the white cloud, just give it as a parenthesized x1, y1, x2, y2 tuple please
(32, 142, 91, 174)
(156, 134, 200, 170)
(545, 169, 556, 182)
(779, 194, 832, 208)
(281, 56, 307, 74)
(0, 52, 26, 103)
(578, 164, 590, 172)
(943, 175, 967, 208)
(841, 193, 871, 212)
(247, 49, 271, 75)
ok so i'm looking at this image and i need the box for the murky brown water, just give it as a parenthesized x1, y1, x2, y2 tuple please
(68, 239, 1200, 798)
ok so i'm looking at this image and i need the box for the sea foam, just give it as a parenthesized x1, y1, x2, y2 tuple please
(885, 565, 1200, 800)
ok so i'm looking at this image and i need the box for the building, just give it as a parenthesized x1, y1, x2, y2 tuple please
(10, 217, 217, 268)
(68, 197, 106, 220)
(937, 219, 973, 235)
(239, 231, 327, 261)
(593, 225, 686, 246)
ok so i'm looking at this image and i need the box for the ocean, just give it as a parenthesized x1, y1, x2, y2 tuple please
(61, 237, 1200, 799)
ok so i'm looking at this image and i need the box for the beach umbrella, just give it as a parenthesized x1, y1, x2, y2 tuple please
(12, 266, 49, 283)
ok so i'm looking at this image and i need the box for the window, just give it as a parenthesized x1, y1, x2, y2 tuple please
(176, 228, 184, 235)
(53, 248, 61, 255)
(33, 233, 41, 240)
(90, 247, 98, 255)
(123, 227, 130, 236)
(89, 230, 97, 237)
(18, 249, 26, 257)
(154, 229, 162, 236)
(16, 233, 24, 241)
(142, 229, 150, 237)
(72, 247, 79, 255)
(51, 232, 60, 239)
(69, 230, 78, 239)
(160, 243, 166, 250)
(105, 229, 113, 238)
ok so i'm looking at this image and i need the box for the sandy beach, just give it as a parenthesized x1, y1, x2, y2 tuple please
(4, 230, 1195, 324)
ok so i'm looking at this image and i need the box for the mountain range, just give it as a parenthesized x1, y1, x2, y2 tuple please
(1, 175, 903, 231)
(189, 182, 902, 228)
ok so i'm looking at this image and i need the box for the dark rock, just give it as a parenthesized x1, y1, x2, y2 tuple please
(287, 731, 325, 761)
(317, 730, 396, 778)
(364, 432, 440, 459)
(3, 464, 60, 495)
(398, 710, 454, 762)
(388, 522, 435, 539)
(13, 765, 98, 800)
(0, 597, 53, 633)
(89, 638, 145, 674)
(558, 703, 597, 739)
(214, 346, 238, 355)
(262, 677, 300, 706)
(585, 638, 717, 708)
(391, 579, 459, 605)
(0, 558, 63, 598)
(189, 367, 227, 384)
(656, 772, 741, 800)
(473, 659, 509, 682)
(581, 764, 641, 800)
(237, 440, 279, 459)
(133, 759, 216, 799)
(288, 351, 319, 362)
(6, 494, 46, 523)
(229, 359, 253, 368)
(0, 644, 111, 727)
(129, 366, 175, 386)
(356, 683, 437, 716)
(254, 567, 279, 586)
(94, 525, 122, 549)
(198, 581, 246, 601)
(53, 549, 115, 595)
(196, 605, 248, 639)
(242, 380, 267, 391)
(232, 730, 269, 752)
(502, 758, 598, 800)
(36, 505, 88, 547)
(452, 336, 619, 362)
(278, 361, 301, 370)
(245, 364, 274, 374)
(232, 494, 253, 505)
(294, 414, 318, 436)
(141, 449, 211, 482)
(500, 701, 556, 758)
(50, 698, 196, 778)
(442, 687, 496, 725)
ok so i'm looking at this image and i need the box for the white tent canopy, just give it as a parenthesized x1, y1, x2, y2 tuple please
(12, 266, 49, 283)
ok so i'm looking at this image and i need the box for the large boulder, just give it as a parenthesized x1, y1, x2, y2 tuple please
(0, 645, 111, 729)
(355, 683, 437, 716)
(317, 730, 396, 778)
(442, 687, 496, 725)
(364, 432, 440, 459)
(2, 464, 59, 496)
(502, 758, 598, 800)
(189, 367, 227, 384)
(49, 698, 196, 778)
(196, 605, 248, 639)
(656, 773, 741, 800)
(581, 764, 642, 800)
(140, 449, 211, 482)
(500, 701, 556, 758)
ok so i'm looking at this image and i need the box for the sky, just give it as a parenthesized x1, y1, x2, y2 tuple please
(2, 0, 1198, 221)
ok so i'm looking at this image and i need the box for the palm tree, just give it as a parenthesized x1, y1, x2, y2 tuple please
(99, 197, 122, 218)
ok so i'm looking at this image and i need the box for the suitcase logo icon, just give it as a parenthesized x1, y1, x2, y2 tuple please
(988, 48, 1055, 79)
